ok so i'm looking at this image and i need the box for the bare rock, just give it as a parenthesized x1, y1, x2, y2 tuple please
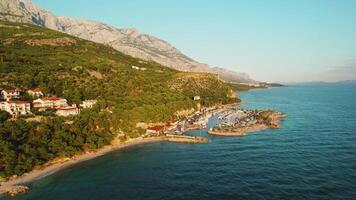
(5, 185, 29, 197)
(0, 0, 255, 83)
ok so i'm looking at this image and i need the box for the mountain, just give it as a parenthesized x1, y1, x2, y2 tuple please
(0, 0, 254, 83)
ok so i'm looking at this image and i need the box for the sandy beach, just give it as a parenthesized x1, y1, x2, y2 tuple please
(0, 137, 165, 196)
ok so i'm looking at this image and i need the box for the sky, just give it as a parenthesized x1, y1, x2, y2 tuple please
(32, 0, 356, 82)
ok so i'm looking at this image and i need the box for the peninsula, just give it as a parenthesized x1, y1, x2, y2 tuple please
(208, 108, 286, 136)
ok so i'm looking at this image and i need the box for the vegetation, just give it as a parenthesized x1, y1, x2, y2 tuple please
(226, 83, 255, 91)
(0, 20, 240, 177)
(0, 111, 10, 123)
(0, 105, 113, 177)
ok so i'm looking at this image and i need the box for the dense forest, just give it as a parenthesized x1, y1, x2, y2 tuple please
(0, 21, 239, 178)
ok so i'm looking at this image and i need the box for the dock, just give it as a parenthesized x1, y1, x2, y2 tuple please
(164, 134, 209, 143)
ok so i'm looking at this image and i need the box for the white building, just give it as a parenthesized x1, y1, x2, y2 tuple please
(0, 100, 31, 117)
(193, 96, 201, 101)
(33, 97, 68, 109)
(56, 106, 80, 117)
(80, 100, 97, 109)
(27, 88, 44, 98)
(1, 89, 20, 100)
(132, 66, 147, 71)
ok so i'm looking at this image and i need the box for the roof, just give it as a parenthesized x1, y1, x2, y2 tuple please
(3, 89, 18, 93)
(147, 126, 164, 131)
(57, 107, 78, 111)
(147, 125, 169, 131)
(41, 97, 65, 101)
(29, 88, 42, 92)
(6, 100, 29, 104)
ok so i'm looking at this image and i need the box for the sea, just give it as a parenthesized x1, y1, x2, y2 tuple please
(3, 83, 356, 200)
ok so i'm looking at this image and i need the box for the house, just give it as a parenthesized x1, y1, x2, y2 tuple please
(193, 96, 201, 101)
(0, 100, 31, 117)
(146, 126, 164, 134)
(56, 106, 80, 117)
(33, 97, 68, 109)
(146, 125, 171, 134)
(27, 88, 44, 98)
(132, 66, 147, 71)
(1, 89, 20, 100)
(80, 100, 97, 109)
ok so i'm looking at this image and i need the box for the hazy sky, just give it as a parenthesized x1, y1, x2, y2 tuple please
(33, 0, 356, 82)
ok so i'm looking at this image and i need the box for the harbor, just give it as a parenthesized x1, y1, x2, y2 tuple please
(147, 103, 285, 138)
(208, 109, 285, 136)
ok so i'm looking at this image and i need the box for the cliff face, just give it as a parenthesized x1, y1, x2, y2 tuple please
(0, 0, 255, 83)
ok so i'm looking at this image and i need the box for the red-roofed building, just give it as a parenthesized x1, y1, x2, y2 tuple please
(146, 125, 168, 134)
(33, 97, 68, 109)
(1, 89, 20, 100)
(0, 100, 31, 117)
(56, 106, 80, 117)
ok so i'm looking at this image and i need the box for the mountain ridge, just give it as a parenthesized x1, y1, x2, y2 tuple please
(0, 0, 255, 83)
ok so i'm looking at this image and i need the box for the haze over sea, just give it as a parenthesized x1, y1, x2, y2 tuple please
(4, 84, 356, 200)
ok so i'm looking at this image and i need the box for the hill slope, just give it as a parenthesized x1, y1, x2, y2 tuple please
(0, 0, 255, 83)
(0, 20, 237, 120)
(0, 20, 239, 177)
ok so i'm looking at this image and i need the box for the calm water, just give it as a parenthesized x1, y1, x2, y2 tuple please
(4, 84, 356, 200)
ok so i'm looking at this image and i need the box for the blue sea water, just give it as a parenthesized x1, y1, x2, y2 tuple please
(3, 84, 356, 200)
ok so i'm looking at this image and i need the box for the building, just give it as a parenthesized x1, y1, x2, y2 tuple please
(27, 88, 44, 98)
(146, 125, 171, 134)
(146, 126, 165, 134)
(193, 96, 201, 101)
(1, 89, 20, 100)
(56, 106, 80, 117)
(132, 66, 147, 71)
(33, 97, 68, 109)
(0, 100, 31, 117)
(80, 100, 97, 109)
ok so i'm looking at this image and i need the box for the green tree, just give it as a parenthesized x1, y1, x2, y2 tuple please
(0, 111, 11, 123)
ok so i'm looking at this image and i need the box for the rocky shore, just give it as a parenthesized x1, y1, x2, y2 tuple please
(3, 185, 29, 197)
(208, 109, 285, 136)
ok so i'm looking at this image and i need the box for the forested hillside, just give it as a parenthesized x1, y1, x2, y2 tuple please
(0, 21, 238, 178)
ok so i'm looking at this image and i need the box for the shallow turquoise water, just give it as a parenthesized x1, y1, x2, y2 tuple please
(3, 84, 356, 200)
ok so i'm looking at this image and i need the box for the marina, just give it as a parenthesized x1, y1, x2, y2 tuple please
(153, 103, 285, 138)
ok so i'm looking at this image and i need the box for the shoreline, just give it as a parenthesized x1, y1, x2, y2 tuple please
(0, 136, 165, 196)
(0, 103, 278, 196)
(0, 103, 226, 196)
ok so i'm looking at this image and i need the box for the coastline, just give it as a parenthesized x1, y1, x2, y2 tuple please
(0, 103, 227, 196)
(0, 103, 280, 196)
(0, 136, 165, 196)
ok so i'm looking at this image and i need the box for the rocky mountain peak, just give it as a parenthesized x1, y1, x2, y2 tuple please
(0, 0, 255, 83)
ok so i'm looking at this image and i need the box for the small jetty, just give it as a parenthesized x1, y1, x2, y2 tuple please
(164, 134, 209, 143)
